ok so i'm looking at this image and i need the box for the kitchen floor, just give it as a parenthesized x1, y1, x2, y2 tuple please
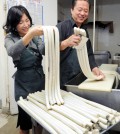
(0, 113, 19, 134)
(0, 111, 33, 134)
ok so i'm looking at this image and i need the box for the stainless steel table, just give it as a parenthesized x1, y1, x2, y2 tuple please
(65, 67, 120, 133)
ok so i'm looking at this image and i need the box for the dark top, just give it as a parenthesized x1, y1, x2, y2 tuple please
(4, 33, 45, 101)
(56, 18, 97, 89)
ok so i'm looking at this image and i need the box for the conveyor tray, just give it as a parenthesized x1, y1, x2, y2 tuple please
(65, 67, 120, 132)
(100, 121, 120, 134)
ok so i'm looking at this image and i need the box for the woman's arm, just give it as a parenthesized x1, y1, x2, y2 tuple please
(5, 35, 25, 58)
(5, 26, 43, 59)
(22, 26, 43, 46)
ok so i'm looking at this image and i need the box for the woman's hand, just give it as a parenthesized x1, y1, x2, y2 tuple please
(29, 26, 43, 37)
(22, 25, 43, 46)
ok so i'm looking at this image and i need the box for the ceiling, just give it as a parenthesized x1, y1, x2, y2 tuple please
(58, 0, 120, 8)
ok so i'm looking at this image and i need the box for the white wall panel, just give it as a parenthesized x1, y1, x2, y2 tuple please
(42, 0, 57, 25)
(8, 57, 18, 114)
(0, 0, 9, 110)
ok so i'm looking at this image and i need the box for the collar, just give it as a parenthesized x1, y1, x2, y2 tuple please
(70, 17, 85, 28)
(70, 17, 78, 28)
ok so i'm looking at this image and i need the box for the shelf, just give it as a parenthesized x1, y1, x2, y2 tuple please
(86, 21, 114, 33)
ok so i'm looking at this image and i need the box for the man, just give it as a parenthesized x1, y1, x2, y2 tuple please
(57, 0, 105, 89)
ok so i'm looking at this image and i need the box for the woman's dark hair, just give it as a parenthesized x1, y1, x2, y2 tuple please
(71, 0, 91, 9)
(3, 5, 32, 35)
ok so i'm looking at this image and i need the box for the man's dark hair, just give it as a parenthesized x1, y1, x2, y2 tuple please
(3, 5, 33, 35)
(71, 0, 90, 9)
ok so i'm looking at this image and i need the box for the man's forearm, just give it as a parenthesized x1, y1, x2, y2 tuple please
(60, 40, 69, 51)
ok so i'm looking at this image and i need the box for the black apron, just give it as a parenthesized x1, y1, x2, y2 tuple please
(60, 48, 81, 89)
(15, 46, 45, 101)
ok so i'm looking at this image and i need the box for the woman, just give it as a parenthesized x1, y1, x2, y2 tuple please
(3, 5, 45, 134)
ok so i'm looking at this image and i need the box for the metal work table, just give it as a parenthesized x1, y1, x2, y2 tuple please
(22, 67, 120, 134)
(65, 67, 120, 133)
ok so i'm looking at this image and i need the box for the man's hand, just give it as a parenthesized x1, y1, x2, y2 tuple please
(92, 67, 105, 80)
(60, 34, 81, 50)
